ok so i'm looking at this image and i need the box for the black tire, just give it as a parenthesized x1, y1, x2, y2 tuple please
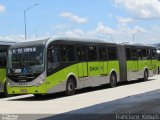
(66, 78, 76, 96)
(143, 70, 148, 81)
(3, 82, 10, 97)
(110, 73, 117, 88)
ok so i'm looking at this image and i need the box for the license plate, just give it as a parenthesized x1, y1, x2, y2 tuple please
(20, 89, 27, 93)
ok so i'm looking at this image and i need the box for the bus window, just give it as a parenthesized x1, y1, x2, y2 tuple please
(142, 49, 147, 60)
(47, 45, 59, 70)
(126, 48, 131, 60)
(60, 45, 75, 62)
(138, 49, 142, 60)
(88, 46, 97, 61)
(108, 47, 117, 60)
(76, 46, 86, 61)
(99, 46, 107, 61)
(0, 50, 7, 67)
(131, 49, 137, 60)
(147, 49, 151, 60)
(152, 49, 157, 60)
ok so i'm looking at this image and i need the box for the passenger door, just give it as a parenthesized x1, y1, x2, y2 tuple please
(126, 48, 138, 80)
(98, 46, 107, 75)
(76, 46, 88, 77)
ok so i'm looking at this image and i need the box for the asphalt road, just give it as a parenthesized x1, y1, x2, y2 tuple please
(0, 75, 160, 120)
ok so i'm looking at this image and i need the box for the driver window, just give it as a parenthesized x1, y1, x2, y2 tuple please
(47, 45, 59, 71)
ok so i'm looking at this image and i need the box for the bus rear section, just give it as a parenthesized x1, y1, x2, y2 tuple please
(0, 42, 15, 96)
(119, 43, 157, 82)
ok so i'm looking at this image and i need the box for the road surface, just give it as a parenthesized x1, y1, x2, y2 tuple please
(0, 75, 160, 120)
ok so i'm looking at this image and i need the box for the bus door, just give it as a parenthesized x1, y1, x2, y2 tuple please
(131, 48, 138, 79)
(76, 46, 88, 77)
(151, 49, 157, 70)
(98, 46, 107, 75)
(87, 46, 100, 77)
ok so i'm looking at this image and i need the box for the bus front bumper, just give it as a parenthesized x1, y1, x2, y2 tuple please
(7, 83, 47, 95)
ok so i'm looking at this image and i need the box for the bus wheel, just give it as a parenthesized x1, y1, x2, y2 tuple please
(66, 78, 76, 96)
(3, 82, 10, 97)
(143, 70, 148, 81)
(110, 73, 117, 88)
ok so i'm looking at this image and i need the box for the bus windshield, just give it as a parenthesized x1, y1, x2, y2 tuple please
(7, 45, 44, 75)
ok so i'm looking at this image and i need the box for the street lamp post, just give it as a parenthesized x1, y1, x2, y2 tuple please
(105, 33, 113, 42)
(133, 30, 141, 42)
(24, 3, 39, 40)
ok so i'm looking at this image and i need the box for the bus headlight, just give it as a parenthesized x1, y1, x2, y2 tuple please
(35, 81, 43, 86)
(8, 82, 12, 87)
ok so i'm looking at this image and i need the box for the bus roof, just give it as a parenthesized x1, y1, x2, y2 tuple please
(0, 39, 16, 45)
(120, 42, 155, 48)
(9, 36, 116, 48)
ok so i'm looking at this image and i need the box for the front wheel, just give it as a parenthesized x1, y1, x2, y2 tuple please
(110, 73, 117, 88)
(143, 70, 148, 81)
(3, 82, 10, 97)
(66, 78, 76, 96)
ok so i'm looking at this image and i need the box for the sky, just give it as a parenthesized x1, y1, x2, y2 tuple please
(0, 0, 160, 44)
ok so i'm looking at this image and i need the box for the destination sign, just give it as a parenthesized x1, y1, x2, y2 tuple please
(12, 47, 37, 54)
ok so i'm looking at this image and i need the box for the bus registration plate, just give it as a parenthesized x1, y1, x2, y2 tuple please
(20, 89, 27, 93)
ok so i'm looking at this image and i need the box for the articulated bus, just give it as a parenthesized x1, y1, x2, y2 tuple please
(6, 37, 157, 96)
(0, 40, 15, 96)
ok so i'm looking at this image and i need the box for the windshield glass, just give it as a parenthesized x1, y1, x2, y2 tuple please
(7, 46, 44, 75)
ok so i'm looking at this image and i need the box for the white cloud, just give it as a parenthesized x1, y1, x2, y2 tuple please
(0, 4, 6, 13)
(59, 12, 88, 24)
(51, 22, 160, 44)
(0, 34, 25, 41)
(116, 16, 135, 26)
(114, 0, 160, 19)
(52, 24, 70, 31)
(96, 22, 115, 34)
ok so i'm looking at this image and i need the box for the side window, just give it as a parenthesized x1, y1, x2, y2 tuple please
(152, 49, 157, 60)
(0, 50, 7, 67)
(138, 49, 142, 60)
(47, 45, 59, 70)
(60, 45, 75, 62)
(147, 49, 151, 59)
(99, 46, 107, 61)
(158, 54, 160, 61)
(131, 49, 137, 60)
(126, 48, 131, 60)
(108, 47, 117, 60)
(88, 46, 97, 61)
(142, 49, 147, 60)
(76, 46, 86, 61)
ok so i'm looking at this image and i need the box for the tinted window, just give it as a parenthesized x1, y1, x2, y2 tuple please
(60, 45, 75, 62)
(76, 46, 86, 61)
(0, 50, 7, 67)
(47, 45, 59, 71)
(138, 49, 142, 60)
(88, 46, 97, 61)
(152, 49, 157, 60)
(131, 49, 137, 60)
(108, 47, 117, 60)
(99, 46, 107, 61)
(126, 48, 131, 60)
(142, 49, 147, 60)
